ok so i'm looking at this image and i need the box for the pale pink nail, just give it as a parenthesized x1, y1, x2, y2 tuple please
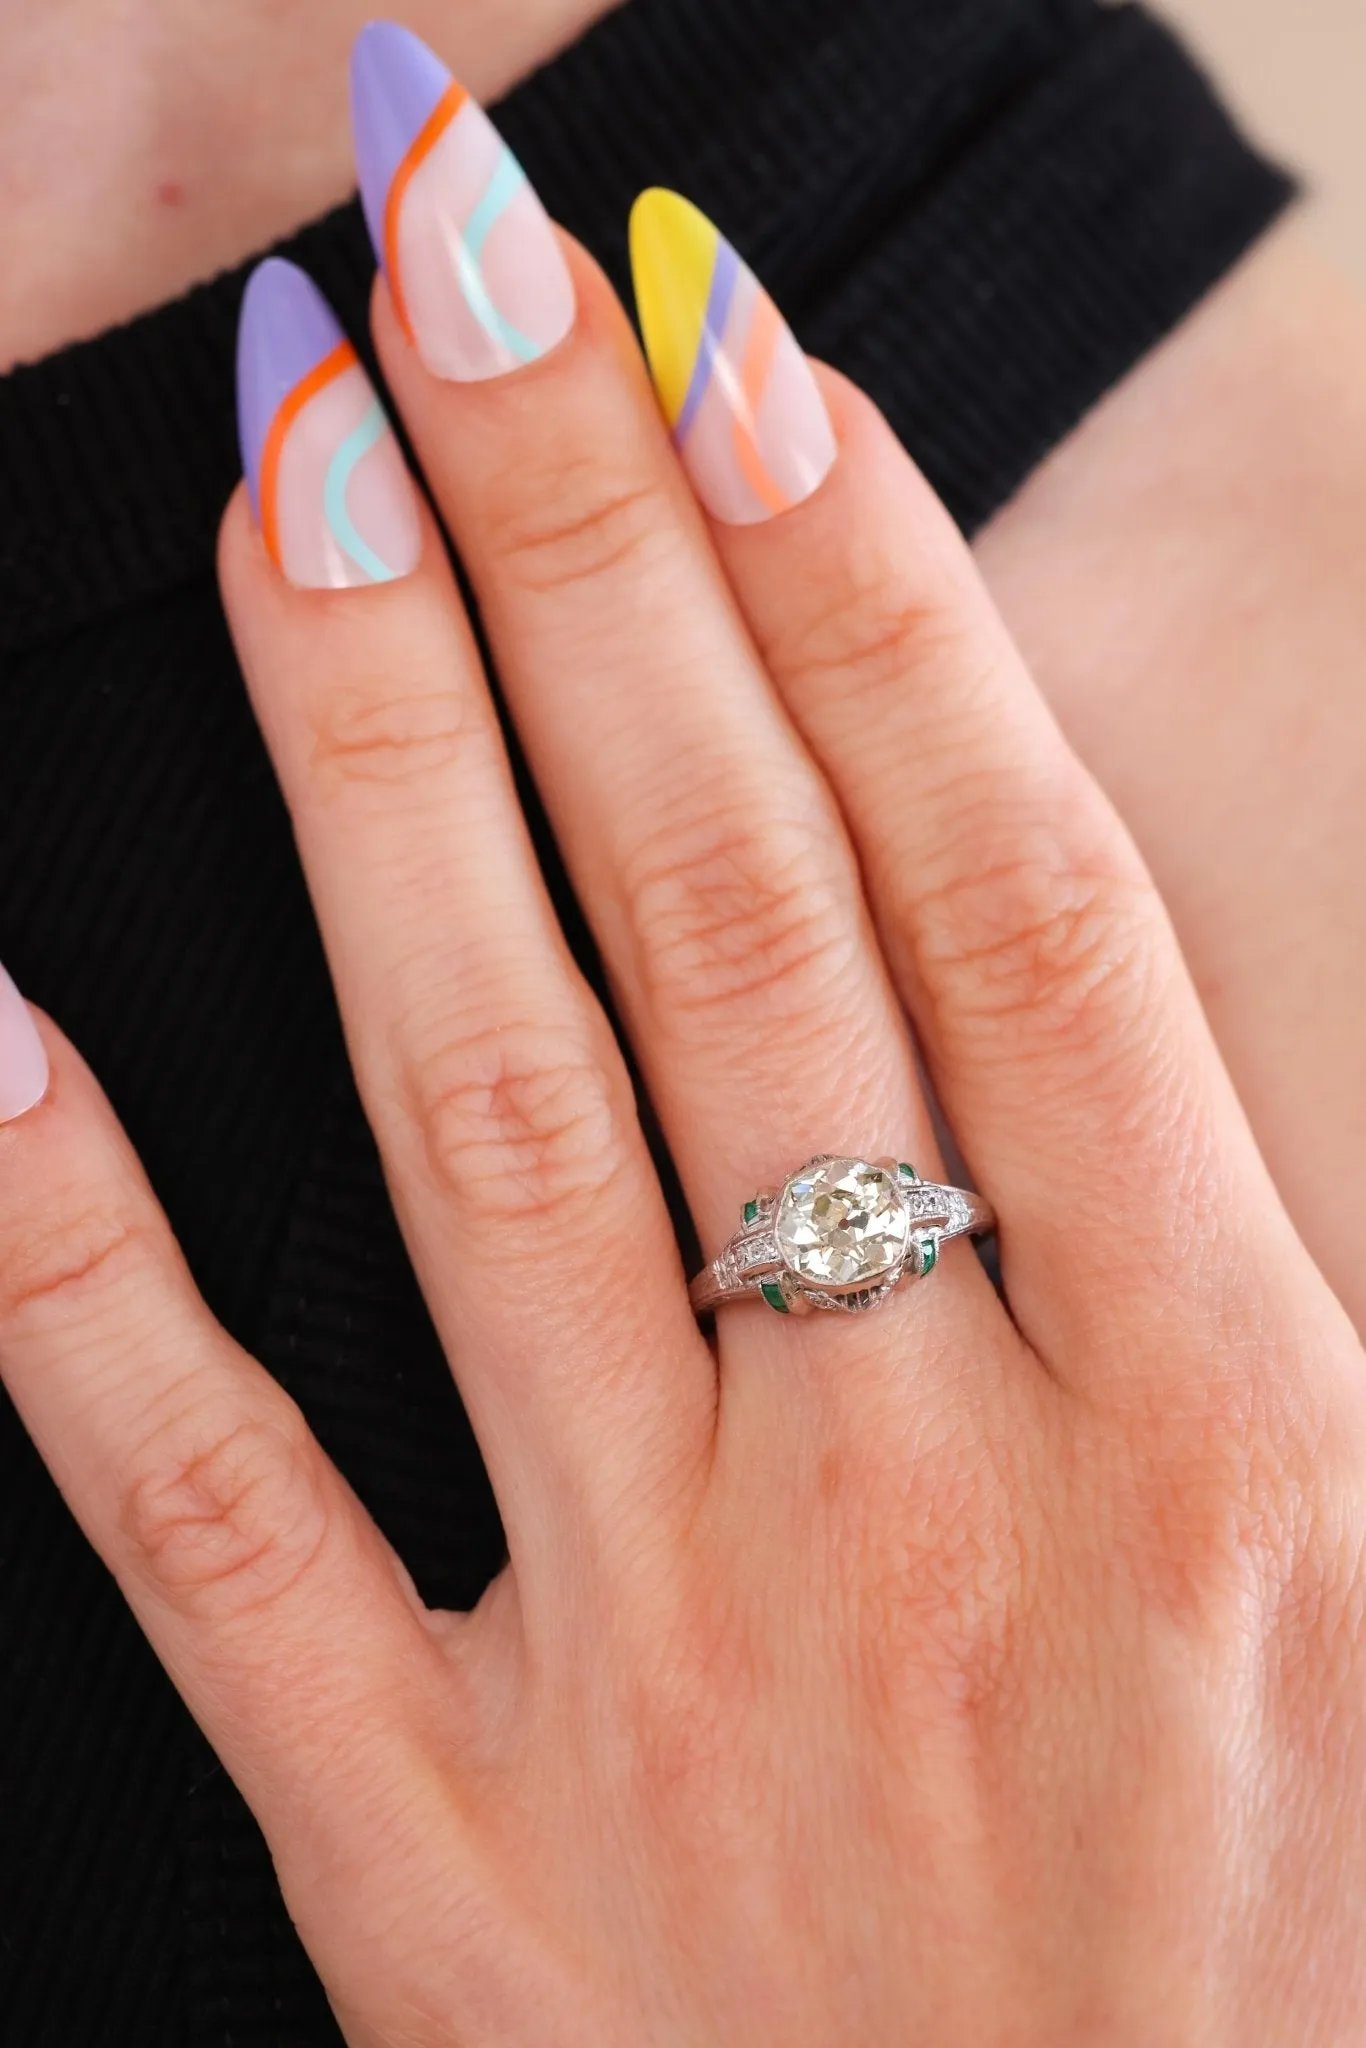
(0, 964, 49, 1124)
(351, 22, 576, 384)
(236, 259, 423, 591)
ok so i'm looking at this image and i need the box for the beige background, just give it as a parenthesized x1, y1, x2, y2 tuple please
(1158, 0, 1366, 285)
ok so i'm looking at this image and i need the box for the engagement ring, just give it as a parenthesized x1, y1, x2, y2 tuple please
(689, 1155, 995, 1318)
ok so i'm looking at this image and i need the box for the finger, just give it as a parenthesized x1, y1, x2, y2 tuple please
(695, 353, 1292, 1366)
(0, 995, 451, 1870)
(348, 52, 1000, 1390)
(369, 252, 920, 1249)
(220, 260, 711, 1572)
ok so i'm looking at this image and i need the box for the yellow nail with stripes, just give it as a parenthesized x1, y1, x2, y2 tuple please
(629, 189, 837, 526)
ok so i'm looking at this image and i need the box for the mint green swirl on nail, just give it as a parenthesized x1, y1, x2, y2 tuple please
(324, 400, 401, 583)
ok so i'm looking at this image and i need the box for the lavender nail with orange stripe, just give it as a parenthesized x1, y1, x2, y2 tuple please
(237, 259, 421, 589)
(351, 21, 575, 383)
(630, 191, 837, 527)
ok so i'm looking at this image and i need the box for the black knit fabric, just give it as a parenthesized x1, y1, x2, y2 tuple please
(0, 0, 1289, 2040)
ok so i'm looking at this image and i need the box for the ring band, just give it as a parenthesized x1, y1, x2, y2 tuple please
(689, 1154, 995, 1318)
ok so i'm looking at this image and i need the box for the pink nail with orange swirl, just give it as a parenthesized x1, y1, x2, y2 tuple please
(237, 259, 422, 590)
(351, 21, 576, 383)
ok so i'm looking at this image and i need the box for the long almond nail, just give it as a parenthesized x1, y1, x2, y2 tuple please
(351, 21, 575, 383)
(630, 189, 837, 527)
(236, 258, 422, 590)
(0, 964, 49, 1124)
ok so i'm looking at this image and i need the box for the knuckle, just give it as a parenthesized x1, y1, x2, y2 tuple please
(307, 675, 475, 797)
(0, 1200, 155, 1327)
(625, 800, 861, 1027)
(838, 1430, 1027, 1725)
(120, 1407, 331, 1626)
(485, 457, 672, 599)
(905, 801, 1159, 1058)
(1122, 1384, 1348, 1637)
(403, 1019, 630, 1228)
(780, 565, 964, 710)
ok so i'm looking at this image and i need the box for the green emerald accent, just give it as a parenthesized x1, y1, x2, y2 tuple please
(743, 1198, 760, 1225)
(898, 1162, 918, 1182)
(920, 1239, 938, 1276)
(760, 1281, 791, 1315)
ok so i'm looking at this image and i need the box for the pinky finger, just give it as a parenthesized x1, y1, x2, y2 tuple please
(0, 975, 456, 1878)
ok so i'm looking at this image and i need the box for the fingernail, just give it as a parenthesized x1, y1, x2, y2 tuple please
(629, 190, 837, 527)
(236, 258, 422, 590)
(0, 964, 48, 1124)
(350, 21, 576, 383)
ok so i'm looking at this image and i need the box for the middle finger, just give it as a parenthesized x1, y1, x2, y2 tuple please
(352, 40, 957, 1338)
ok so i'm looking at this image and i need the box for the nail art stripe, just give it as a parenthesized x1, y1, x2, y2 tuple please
(731, 290, 789, 518)
(383, 78, 468, 340)
(456, 150, 541, 362)
(237, 259, 422, 589)
(259, 345, 408, 584)
(633, 194, 793, 515)
(324, 400, 399, 583)
(258, 338, 357, 570)
(673, 238, 741, 444)
(384, 96, 547, 365)
(631, 189, 838, 529)
(672, 241, 790, 515)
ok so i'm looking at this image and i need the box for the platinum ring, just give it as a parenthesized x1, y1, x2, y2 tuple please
(689, 1154, 996, 1318)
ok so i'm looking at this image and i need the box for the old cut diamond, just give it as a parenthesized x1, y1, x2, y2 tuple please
(775, 1158, 910, 1289)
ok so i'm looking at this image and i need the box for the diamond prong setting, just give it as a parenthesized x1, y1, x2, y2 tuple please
(695, 1155, 991, 1318)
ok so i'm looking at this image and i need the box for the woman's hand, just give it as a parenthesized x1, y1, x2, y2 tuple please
(1, 41, 1364, 2043)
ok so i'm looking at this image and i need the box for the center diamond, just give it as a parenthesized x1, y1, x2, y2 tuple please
(775, 1158, 910, 1290)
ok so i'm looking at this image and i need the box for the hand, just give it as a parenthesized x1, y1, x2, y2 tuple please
(1, 97, 1363, 2046)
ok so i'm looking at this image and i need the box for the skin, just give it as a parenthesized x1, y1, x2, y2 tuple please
(980, 229, 1366, 1325)
(0, 4, 1365, 2039)
(2, 2, 1362, 1326)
